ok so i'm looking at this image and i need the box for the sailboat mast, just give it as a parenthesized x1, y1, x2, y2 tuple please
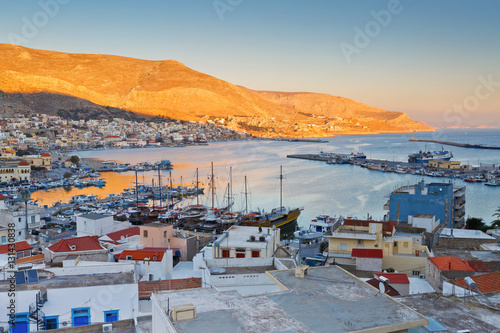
(211, 162, 215, 210)
(244, 175, 248, 214)
(152, 179, 155, 209)
(229, 166, 233, 212)
(169, 171, 173, 208)
(280, 165, 283, 210)
(135, 170, 139, 209)
(158, 165, 162, 209)
(196, 168, 199, 205)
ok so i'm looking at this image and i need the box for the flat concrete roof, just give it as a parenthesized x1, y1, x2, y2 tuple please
(0, 272, 135, 292)
(79, 213, 111, 220)
(400, 294, 500, 332)
(156, 266, 428, 332)
(440, 228, 496, 240)
(220, 225, 276, 249)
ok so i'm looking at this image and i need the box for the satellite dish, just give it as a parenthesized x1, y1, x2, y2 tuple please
(378, 282, 386, 294)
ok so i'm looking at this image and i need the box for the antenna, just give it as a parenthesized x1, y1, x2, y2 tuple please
(378, 281, 386, 294)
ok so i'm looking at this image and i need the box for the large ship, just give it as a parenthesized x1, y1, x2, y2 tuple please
(408, 150, 453, 163)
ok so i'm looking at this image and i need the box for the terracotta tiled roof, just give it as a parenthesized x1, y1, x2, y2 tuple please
(117, 250, 164, 261)
(428, 256, 474, 271)
(104, 227, 140, 242)
(375, 272, 410, 284)
(17, 254, 44, 264)
(0, 241, 32, 254)
(365, 278, 401, 296)
(48, 235, 104, 252)
(351, 248, 383, 258)
(450, 272, 500, 294)
(18, 160, 30, 166)
(41, 153, 51, 157)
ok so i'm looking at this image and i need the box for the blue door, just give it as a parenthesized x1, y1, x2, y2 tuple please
(11, 314, 29, 333)
(72, 308, 90, 327)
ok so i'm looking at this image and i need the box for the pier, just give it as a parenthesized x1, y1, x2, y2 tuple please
(409, 138, 500, 150)
(287, 153, 499, 183)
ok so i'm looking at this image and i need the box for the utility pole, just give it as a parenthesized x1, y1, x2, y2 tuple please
(158, 165, 162, 209)
(135, 170, 139, 209)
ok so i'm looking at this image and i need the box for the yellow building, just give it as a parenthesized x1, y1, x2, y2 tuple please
(0, 147, 16, 158)
(326, 219, 430, 277)
(22, 153, 52, 171)
(0, 160, 31, 182)
(427, 160, 461, 170)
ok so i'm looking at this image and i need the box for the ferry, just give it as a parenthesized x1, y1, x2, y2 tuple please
(408, 150, 453, 163)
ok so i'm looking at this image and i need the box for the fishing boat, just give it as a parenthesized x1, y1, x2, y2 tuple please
(408, 149, 453, 163)
(485, 180, 500, 186)
(239, 166, 302, 237)
(294, 215, 340, 241)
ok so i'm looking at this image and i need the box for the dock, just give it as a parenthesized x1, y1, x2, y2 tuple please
(409, 138, 500, 150)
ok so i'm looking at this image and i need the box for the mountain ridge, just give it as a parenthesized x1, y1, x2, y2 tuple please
(0, 43, 433, 137)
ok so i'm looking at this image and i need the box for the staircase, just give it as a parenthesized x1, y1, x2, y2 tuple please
(29, 290, 47, 330)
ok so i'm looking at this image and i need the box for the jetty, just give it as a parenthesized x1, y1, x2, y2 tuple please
(409, 138, 500, 150)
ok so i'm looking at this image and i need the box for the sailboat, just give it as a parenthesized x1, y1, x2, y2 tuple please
(239, 166, 302, 237)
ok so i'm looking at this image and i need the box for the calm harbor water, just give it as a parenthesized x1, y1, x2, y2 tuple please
(32, 129, 500, 228)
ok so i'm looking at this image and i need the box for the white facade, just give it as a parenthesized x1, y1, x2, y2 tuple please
(212, 226, 281, 259)
(409, 214, 440, 233)
(0, 203, 42, 241)
(0, 281, 138, 332)
(76, 214, 131, 237)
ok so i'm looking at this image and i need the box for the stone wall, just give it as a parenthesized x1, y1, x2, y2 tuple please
(438, 236, 496, 250)
(139, 277, 201, 300)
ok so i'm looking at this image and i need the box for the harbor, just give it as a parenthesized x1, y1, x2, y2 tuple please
(410, 138, 500, 150)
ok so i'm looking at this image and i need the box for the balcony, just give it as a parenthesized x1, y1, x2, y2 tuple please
(454, 200, 466, 209)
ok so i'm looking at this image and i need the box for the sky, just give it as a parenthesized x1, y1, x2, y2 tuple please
(1, 0, 499, 127)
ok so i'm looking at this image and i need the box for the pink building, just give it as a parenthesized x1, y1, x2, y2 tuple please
(140, 223, 197, 261)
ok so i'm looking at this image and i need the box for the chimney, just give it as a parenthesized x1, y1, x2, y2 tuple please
(168, 238, 171, 250)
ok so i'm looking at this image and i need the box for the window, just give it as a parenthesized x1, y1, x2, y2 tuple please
(31, 216, 35, 224)
(164, 231, 167, 238)
(403, 242, 409, 248)
(393, 241, 398, 247)
(71, 308, 90, 327)
(222, 249, 230, 258)
(45, 316, 59, 330)
(104, 310, 119, 323)
(236, 252, 245, 258)
(143, 230, 148, 238)
(18, 217, 21, 222)
(252, 251, 260, 258)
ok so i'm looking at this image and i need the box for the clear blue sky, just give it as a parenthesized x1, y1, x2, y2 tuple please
(1, 0, 499, 127)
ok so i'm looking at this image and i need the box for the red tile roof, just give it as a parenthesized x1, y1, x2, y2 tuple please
(18, 160, 30, 166)
(365, 278, 401, 296)
(41, 153, 51, 157)
(351, 248, 383, 258)
(117, 250, 164, 261)
(428, 256, 474, 271)
(48, 236, 104, 252)
(0, 241, 32, 254)
(375, 272, 410, 284)
(104, 227, 140, 242)
(450, 272, 500, 294)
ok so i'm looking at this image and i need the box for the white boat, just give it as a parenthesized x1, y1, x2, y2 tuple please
(294, 215, 340, 241)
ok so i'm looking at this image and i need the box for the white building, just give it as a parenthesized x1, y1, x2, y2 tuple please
(212, 225, 280, 259)
(0, 201, 42, 242)
(76, 213, 131, 237)
(0, 270, 138, 332)
(408, 214, 440, 233)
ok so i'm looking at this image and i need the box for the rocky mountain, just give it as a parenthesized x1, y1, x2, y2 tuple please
(0, 43, 433, 137)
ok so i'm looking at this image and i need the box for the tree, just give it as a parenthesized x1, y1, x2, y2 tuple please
(319, 241, 329, 254)
(70, 155, 80, 165)
(63, 172, 72, 179)
(465, 217, 485, 230)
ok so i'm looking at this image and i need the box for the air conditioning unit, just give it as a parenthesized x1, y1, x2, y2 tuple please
(358, 240, 363, 244)
(102, 323, 113, 332)
(419, 274, 425, 279)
